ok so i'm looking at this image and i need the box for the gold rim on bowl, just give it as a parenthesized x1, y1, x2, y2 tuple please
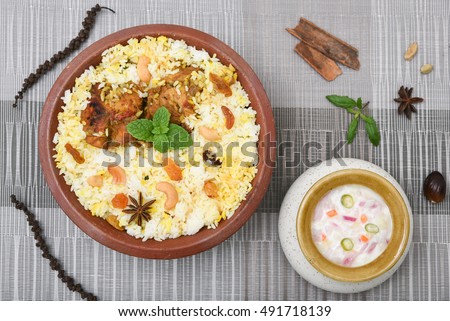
(296, 169, 410, 282)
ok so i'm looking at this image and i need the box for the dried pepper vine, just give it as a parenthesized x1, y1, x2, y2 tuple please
(12, 4, 115, 108)
(10, 195, 98, 300)
(10, 3, 117, 301)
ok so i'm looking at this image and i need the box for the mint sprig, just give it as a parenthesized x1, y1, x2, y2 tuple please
(126, 107, 193, 153)
(326, 95, 380, 147)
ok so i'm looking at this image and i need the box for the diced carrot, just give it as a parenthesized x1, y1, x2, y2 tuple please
(360, 235, 369, 243)
(321, 233, 327, 241)
(326, 210, 337, 217)
(164, 158, 183, 181)
(108, 165, 126, 185)
(361, 214, 368, 223)
(111, 193, 128, 209)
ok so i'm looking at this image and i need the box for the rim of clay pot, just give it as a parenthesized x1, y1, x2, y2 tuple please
(38, 24, 276, 259)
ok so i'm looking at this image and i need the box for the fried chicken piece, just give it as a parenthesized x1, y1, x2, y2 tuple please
(80, 86, 110, 135)
(144, 66, 202, 130)
(81, 85, 144, 147)
(107, 92, 144, 145)
(145, 85, 195, 129)
(107, 92, 143, 121)
(108, 121, 136, 145)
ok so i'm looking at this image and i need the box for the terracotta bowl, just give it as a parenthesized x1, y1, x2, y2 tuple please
(38, 25, 275, 259)
(297, 169, 411, 283)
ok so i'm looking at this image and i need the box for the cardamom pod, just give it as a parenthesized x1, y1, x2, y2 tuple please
(420, 64, 433, 74)
(404, 42, 418, 61)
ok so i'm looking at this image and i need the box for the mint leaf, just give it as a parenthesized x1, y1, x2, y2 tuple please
(153, 134, 170, 153)
(356, 97, 362, 109)
(361, 115, 380, 147)
(167, 124, 193, 149)
(152, 107, 170, 128)
(347, 116, 359, 144)
(125, 107, 193, 152)
(151, 107, 171, 136)
(126, 119, 154, 141)
(326, 95, 357, 109)
(152, 125, 169, 135)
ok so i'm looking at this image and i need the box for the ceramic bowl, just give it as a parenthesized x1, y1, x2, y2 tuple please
(279, 158, 413, 293)
(38, 25, 275, 259)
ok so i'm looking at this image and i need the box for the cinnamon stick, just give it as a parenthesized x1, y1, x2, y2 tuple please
(294, 42, 342, 81)
(287, 18, 360, 70)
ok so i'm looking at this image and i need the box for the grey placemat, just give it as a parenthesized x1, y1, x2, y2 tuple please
(1, 0, 450, 300)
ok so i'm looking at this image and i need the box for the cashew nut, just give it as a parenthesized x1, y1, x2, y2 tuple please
(221, 106, 235, 129)
(156, 182, 178, 210)
(87, 175, 103, 187)
(137, 55, 152, 82)
(199, 126, 221, 141)
(108, 165, 126, 185)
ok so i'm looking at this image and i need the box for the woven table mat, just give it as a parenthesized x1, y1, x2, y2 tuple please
(1, 0, 449, 300)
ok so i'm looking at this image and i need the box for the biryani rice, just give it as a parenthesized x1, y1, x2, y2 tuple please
(54, 36, 260, 241)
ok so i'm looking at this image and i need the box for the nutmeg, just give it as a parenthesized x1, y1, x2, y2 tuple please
(423, 171, 446, 203)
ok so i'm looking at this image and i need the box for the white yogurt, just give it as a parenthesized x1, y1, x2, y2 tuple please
(311, 184, 392, 267)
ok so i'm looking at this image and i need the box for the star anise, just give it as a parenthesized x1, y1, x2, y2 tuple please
(122, 192, 155, 227)
(394, 86, 423, 119)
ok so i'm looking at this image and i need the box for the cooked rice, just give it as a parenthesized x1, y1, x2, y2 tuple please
(54, 36, 260, 241)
